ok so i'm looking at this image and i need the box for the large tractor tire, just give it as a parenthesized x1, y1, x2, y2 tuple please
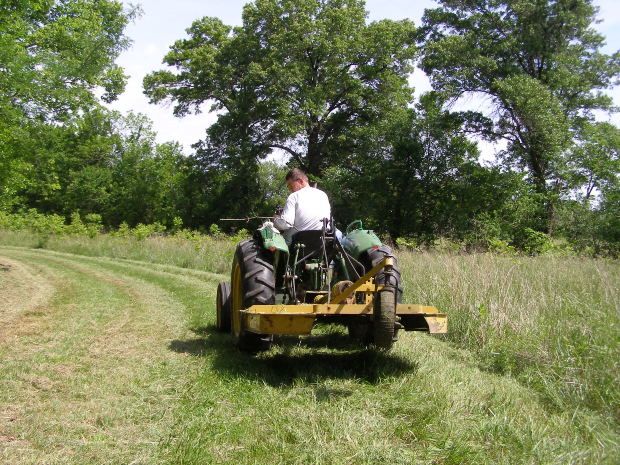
(230, 239, 275, 352)
(216, 282, 231, 332)
(373, 285, 397, 350)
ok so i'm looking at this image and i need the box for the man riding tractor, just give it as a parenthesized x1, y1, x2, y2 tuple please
(273, 168, 332, 244)
(215, 169, 447, 352)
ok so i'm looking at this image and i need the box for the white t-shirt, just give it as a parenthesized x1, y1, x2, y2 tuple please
(274, 185, 331, 234)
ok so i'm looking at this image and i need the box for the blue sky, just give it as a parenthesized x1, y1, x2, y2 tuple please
(108, 0, 620, 158)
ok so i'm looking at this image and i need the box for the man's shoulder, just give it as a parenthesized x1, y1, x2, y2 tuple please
(307, 186, 328, 197)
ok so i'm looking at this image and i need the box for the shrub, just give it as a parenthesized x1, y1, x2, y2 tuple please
(487, 238, 517, 256)
(132, 222, 166, 241)
(395, 236, 419, 250)
(515, 228, 553, 255)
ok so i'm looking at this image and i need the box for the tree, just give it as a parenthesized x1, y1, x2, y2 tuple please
(420, 0, 620, 230)
(567, 121, 619, 201)
(323, 92, 514, 240)
(144, 0, 417, 177)
(0, 0, 135, 209)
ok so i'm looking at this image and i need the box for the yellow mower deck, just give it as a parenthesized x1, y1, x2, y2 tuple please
(236, 257, 447, 336)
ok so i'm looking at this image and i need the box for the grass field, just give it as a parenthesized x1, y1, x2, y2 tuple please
(0, 232, 618, 464)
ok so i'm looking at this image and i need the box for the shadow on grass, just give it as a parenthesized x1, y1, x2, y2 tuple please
(168, 325, 418, 386)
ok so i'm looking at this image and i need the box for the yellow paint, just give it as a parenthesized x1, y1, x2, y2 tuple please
(424, 315, 448, 334)
(244, 312, 315, 335)
(326, 257, 394, 305)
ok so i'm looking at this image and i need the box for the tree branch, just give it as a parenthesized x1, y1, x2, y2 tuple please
(269, 144, 305, 167)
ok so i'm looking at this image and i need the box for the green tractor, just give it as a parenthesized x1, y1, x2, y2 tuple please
(216, 219, 446, 352)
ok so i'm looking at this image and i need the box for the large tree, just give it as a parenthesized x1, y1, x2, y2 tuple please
(143, 0, 417, 177)
(323, 92, 515, 239)
(420, 0, 619, 230)
(0, 0, 134, 209)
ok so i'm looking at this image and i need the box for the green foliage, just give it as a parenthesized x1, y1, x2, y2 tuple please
(487, 238, 517, 256)
(1, 0, 617, 257)
(132, 223, 166, 241)
(395, 236, 420, 251)
(420, 0, 620, 229)
(208, 224, 223, 238)
(324, 93, 514, 242)
(144, 0, 416, 177)
(567, 121, 620, 201)
(555, 192, 620, 257)
(514, 228, 553, 256)
(0, 0, 134, 208)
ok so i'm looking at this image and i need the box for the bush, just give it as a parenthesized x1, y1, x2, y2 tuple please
(487, 238, 517, 256)
(132, 222, 166, 241)
(514, 228, 553, 255)
(395, 236, 419, 250)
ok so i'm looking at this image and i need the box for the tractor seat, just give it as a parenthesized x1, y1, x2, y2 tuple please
(291, 228, 336, 263)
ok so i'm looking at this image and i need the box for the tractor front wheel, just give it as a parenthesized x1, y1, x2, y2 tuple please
(373, 285, 396, 350)
(216, 282, 231, 332)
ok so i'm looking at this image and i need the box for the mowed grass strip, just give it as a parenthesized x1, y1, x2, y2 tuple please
(153, 327, 618, 465)
(0, 247, 218, 464)
(0, 246, 618, 464)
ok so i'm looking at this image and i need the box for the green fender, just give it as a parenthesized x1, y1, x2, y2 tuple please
(256, 222, 289, 254)
(341, 220, 382, 259)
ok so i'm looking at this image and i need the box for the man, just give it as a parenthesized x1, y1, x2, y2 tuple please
(273, 168, 331, 242)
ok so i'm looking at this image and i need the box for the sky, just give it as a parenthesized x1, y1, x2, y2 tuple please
(107, 0, 620, 160)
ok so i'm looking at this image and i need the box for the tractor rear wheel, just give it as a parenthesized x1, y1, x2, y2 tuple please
(230, 239, 275, 352)
(216, 282, 231, 332)
(373, 285, 396, 350)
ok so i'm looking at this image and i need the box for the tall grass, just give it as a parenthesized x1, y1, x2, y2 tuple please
(0, 230, 236, 274)
(399, 251, 620, 424)
(1, 229, 618, 428)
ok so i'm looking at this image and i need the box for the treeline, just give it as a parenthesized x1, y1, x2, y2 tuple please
(1, 1, 618, 255)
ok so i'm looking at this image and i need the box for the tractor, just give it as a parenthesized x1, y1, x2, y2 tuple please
(215, 219, 446, 352)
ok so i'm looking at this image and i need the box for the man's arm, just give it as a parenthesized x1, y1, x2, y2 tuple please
(273, 194, 296, 231)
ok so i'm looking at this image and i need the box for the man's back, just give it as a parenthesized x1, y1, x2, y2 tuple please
(274, 185, 331, 233)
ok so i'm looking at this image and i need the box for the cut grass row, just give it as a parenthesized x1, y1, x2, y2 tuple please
(2, 230, 616, 423)
(0, 248, 213, 463)
(0, 232, 618, 463)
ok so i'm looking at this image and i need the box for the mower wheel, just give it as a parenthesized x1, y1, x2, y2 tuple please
(216, 282, 231, 332)
(373, 285, 397, 350)
(230, 239, 275, 352)
(366, 245, 403, 303)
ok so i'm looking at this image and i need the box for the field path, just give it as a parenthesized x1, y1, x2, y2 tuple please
(0, 247, 615, 464)
(0, 247, 219, 464)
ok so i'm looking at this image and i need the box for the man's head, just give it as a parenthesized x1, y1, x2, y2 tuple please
(285, 168, 309, 193)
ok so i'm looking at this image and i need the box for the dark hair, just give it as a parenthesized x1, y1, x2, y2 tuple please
(285, 168, 308, 182)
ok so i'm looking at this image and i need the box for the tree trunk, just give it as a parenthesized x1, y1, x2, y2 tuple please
(527, 147, 554, 234)
(306, 126, 322, 178)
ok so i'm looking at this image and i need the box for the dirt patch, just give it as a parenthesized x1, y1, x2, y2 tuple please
(0, 256, 56, 340)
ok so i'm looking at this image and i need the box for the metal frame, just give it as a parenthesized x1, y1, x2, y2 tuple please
(237, 257, 447, 336)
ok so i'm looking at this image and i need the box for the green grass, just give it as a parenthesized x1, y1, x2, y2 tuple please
(0, 232, 618, 463)
(0, 230, 235, 274)
(398, 252, 619, 422)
